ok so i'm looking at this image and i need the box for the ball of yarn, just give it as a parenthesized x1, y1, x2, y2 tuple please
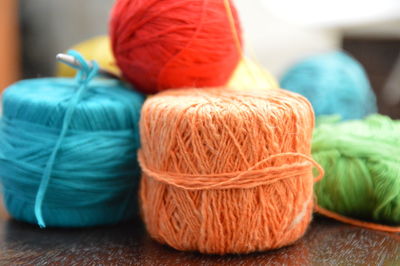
(228, 58, 278, 90)
(138, 88, 322, 254)
(0, 53, 144, 227)
(281, 51, 377, 120)
(313, 115, 400, 228)
(56, 36, 120, 77)
(110, 0, 242, 94)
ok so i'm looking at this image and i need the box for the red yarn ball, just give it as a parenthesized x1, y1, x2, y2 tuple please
(110, 0, 242, 94)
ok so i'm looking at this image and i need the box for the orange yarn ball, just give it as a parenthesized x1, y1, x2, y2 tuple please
(139, 88, 322, 254)
(109, 0, 242, 94)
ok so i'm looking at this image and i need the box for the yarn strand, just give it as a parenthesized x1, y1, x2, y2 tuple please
(139, 151, 324, 190)
(315, 205, 400, 233)
(223, 0, 242, 59)
(34, 50, 99, 228)
(223, 0, 277, 89)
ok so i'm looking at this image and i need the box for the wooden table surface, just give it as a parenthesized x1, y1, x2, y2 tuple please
(0, 214, 399, 265)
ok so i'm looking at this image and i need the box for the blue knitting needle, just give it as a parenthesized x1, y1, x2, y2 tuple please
(56, 53, 119, 79)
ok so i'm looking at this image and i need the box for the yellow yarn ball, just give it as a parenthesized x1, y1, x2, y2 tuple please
(228, 59, 278, 90)
(56, 36, 120, 77)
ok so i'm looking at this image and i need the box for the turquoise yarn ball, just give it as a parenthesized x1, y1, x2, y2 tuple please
(280, 51, 377, 120)
(0, 73, 144, 227)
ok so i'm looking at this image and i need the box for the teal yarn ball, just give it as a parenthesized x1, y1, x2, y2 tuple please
(313, 115, 400, 226)
(281, 51, 377, 120)
(0, 52, 145, 227)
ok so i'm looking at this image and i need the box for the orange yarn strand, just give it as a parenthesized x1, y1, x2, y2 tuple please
(139, 88, 319, 254)
(139, 151, 324, 190)
(223, 0, 243, 58)
(315, 205, 400, 233)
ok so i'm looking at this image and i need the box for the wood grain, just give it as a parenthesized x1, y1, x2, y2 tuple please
(0, 215, 399, 265)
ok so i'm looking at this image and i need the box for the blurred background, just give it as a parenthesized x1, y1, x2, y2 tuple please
(1, 0, 400, 116)
(0, 0, 400, 217)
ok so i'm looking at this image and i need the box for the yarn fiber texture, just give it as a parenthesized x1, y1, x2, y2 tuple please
(0, 54, 144, 227)
(281, 51, 377, 120)
(313, 115, 400, 228)
(139, 88, 320, 254)
(110, 0, 242, 94)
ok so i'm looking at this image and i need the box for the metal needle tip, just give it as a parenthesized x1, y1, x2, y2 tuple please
(56, 54, 76, 66)
(56, 53, 119, 80)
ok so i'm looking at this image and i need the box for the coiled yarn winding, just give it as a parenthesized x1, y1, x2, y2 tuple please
(139, 88, 322, 254)
(0, 51, 144, 227)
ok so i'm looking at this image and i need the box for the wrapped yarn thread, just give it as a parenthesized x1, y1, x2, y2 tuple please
(139, 88, 323, 254)
(110, 0, 242, 94)
(0, 51, 145, 227)
(281, 51, 377, 120)
(313, 115, 400, 232)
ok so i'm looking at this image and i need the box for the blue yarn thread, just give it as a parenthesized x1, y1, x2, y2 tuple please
(0, 51, 144, 227)
(34, 50, 99, 227)
(280, 51, 377, 120)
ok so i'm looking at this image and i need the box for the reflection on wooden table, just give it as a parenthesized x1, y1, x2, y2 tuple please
(0, 214, 399, 265)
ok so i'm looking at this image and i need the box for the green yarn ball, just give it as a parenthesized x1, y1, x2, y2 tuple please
(313, 115, 400, 225)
